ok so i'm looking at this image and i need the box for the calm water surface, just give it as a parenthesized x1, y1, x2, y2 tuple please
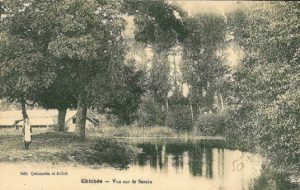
(122, 139, 264, 190)
(1, 138, 297, 190)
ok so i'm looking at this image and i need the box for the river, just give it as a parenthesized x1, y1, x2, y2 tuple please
(0, 138, 297, 190)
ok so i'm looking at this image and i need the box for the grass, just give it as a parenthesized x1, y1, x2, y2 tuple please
(94, 125, 225, 140)
(0, 131, 140, 168)
(96, 125, 176, 137)
(0, 125, 225, 167)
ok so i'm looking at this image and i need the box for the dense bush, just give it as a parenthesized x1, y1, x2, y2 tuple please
(137, 97, 166, 126)
(70, 139, 138, 168)
(249, 171, 299, 190)
(167, 105, 193, 131)
(195, 112, 228, 136)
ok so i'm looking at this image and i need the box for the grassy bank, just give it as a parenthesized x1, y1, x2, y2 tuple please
(0, 132, 139, 168)
(94, 125, 225, 140)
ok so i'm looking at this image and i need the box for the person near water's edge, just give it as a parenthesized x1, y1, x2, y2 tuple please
(22, 118, 32, 150)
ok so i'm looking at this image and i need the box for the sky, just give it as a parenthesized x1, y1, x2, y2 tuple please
(123, 1, 252, 81)
(167, 1, 251, 96)
(170, 1, 241, 16)
(169, 1, 256, 16)
(168, 1, 251, 68)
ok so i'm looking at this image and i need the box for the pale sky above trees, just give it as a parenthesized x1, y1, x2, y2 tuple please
(170, 1, 256, 16)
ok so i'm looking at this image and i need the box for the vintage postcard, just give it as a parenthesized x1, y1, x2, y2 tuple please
(0, 1, 299, 190)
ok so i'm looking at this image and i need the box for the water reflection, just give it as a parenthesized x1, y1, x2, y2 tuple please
(134, 142, 221, 178)
(128, 140, 265, 190)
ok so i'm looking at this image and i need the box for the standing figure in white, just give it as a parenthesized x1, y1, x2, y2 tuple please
(23, 118, 32, 150)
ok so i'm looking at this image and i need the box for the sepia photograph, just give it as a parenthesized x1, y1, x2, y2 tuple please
(0, 0, 299, 190)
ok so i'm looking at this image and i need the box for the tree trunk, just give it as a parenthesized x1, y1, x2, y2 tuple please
(187, 84, 194, 125)
(21, 99, 28, 119)
(164, 94, 169, 126)
(189, 99, 194, 124)
(189, 98, 196, 133)
(57, 108, 67, 132)
(173, 48, 178, 90)
(75, 93, 87, 140)
(219, 93, 225, 113)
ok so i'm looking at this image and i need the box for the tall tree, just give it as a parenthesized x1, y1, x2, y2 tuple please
(122, 0, 187, 126)
(0, 0, 126, 139)
(34, 73, 78, 131)
(0, 1, 55, 118)
(122, 0, 186, 50)
(181, 13, 227, 119)
(148, 50, 172, 124)
(47, 0, 125, 139)
(226, 2, 300, 175)
(87, 60, 146, 125)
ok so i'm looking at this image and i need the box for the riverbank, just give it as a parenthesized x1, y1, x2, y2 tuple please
(0, 125, 233, 167)
(93, 125, 300, 187)
(0, 132, 139, 168)
(1, 130, 299, 189)
(0, 128, 225, 166)
(93, 125, 225, 139)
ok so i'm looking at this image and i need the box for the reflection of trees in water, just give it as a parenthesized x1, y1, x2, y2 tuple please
(205, 147, 213, 178)
(218, 148, 225, 179)
(166, 143, 186, 170)
(135, 152, 148, 166)
(149, 144, 158, 168)
(135, 143, 166, 169)
(187, 145, 214, 178)
(135, 143, 155, 167)
(188, 144, 203, 176)
(134, 142, 224, 178)
(171, 153, 184, 170)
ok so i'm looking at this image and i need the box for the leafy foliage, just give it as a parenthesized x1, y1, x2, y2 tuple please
(226, 2, 300, 175)
(148, 51, 171, 103)
(181, 13, 227, 114)
(0, 0, 126, 125)
(195, 113, 228, 136)
(123, 0, 186, 50)
(88, 61, 146, 125)
(138, 97, 166, 126)
(71, 138, 138, 168)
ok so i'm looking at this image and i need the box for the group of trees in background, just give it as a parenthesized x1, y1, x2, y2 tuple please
(0, 0, 299, 175)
